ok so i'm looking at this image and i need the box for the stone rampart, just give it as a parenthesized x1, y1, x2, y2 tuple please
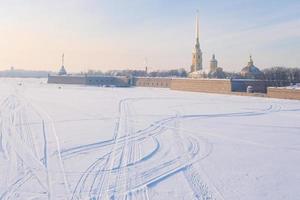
(133, 77, 171, 88)
(48, 75, 130, 87)
(86, 76, 130, 87)
(48, 75, 300, 100)
(267, 87, 300, 100)
(48, 75, 86, 84)
(170, 78, 232, 93)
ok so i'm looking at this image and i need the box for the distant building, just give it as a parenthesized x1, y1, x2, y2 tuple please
(240, 56, 264, 79)
(58, 54, 67, 75)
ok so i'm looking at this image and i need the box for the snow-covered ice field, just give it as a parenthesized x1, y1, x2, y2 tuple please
(0, 78, 299, 200)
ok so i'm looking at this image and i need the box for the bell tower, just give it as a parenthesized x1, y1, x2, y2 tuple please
(210, 54, 218, 72)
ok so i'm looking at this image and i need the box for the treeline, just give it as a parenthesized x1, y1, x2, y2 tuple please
(83, 68, 188, 78)
(81, 67, 300, 83)
(262, 67, 300, 83)
(0, 69, 50, 78)
(224, 67, 300, 83)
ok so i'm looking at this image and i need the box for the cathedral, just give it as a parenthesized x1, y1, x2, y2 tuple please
(188, 12, 224, 79)
(188, 12, 264, 80)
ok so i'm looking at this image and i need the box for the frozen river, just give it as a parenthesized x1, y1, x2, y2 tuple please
(0, 78, 299, 200)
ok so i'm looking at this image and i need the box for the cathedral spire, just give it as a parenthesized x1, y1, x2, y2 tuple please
(190, 10, 203, 73)
(196, 10, 200, 43)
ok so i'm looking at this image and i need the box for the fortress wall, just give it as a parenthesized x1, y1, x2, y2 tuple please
(133, 77, 268, 95)
(133, 77, 172, 88)
(48, 75, 300, 100)
(231, 80, 267, 93)
(170, 78, 232, 93)
(86, 76, 130, 87)
(267, 87, 300, 100)
(48, 75, 130, 87)
(47, 75, 86, 84)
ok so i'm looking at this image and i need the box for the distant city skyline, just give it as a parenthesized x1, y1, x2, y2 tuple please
(0, 0, 299, 72)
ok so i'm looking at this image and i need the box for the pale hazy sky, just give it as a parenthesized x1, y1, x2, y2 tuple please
(0, 0, 299, 72)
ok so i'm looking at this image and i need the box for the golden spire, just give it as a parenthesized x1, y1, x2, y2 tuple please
(196, 10, 200, 41)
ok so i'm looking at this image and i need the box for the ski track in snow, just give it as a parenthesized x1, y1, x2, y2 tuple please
(0, 81, 297, 200)
(0, 94, 70, 200)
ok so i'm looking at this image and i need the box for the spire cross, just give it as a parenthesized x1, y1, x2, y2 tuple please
(250, 54, 253, 63)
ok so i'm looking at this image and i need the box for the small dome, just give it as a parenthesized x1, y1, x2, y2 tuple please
(241, 65, 261, 74)
(209, 67, 225, 79)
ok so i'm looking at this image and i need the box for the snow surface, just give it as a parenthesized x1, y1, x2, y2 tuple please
(0, 78, 300, 200)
